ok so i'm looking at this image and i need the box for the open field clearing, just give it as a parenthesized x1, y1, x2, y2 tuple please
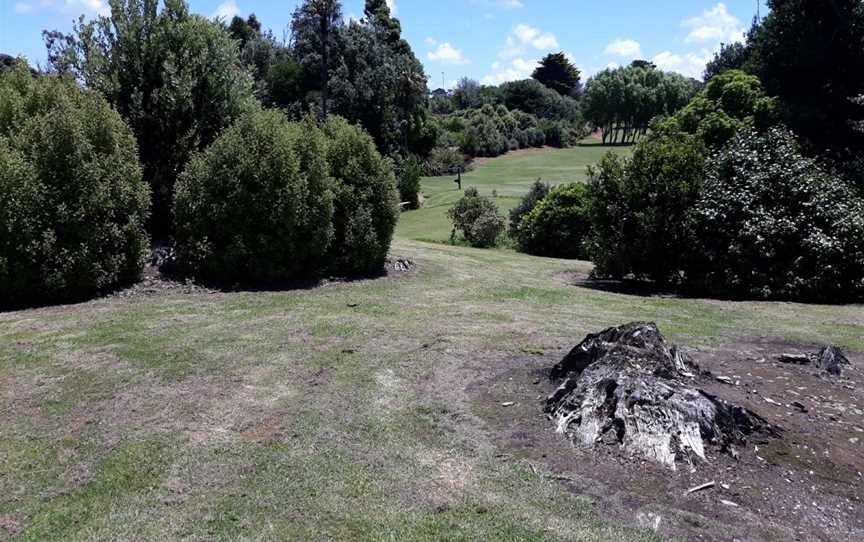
(2, 238, 862, 541)
(395, 143, 631, 245)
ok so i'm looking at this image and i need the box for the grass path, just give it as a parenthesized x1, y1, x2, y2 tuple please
(1, 240, 862, 540)
(395, 144, 631, 244)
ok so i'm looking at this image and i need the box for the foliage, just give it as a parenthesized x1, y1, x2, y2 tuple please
(43, 0, 255, 238)
(674, 69, 779, 148)
(174, 111, 333, 283)
(452, 78, 483, 110)
(685, 127, 864, 301)
(322, 116, 400, 276)
(394, 154, 423, 209)
(532, 52, 582, 97)
(515, 183, 591, 259)
(747, 0, 864, 153)
(0, 65, 150, 305)
(456, 103, 554, 158)
(704, 41, 750, 81)
(447, 187, 505, 248)
(508, 179, 551, 238)
(330, 15, 431, 157)
(291, 0, 344, 118)
(587, 131, 706, 284)
(582, 64, 699, 145)
(499, 78, 581, 121)
(424, 146, 468, 177)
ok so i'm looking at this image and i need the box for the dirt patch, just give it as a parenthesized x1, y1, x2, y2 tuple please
(468, 336, 864, 541)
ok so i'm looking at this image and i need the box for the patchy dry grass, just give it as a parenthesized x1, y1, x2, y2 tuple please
(2, 239, 862, 540)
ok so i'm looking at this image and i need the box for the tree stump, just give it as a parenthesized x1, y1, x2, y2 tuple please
(545, 322, 776, 470)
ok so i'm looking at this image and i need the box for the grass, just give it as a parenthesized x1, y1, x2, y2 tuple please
(1, 147, 862, 540)
(395, 143, 632, 245)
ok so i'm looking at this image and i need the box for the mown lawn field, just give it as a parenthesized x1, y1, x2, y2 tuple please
(2, 147, 862, 541)
(395, 143, 631, 244)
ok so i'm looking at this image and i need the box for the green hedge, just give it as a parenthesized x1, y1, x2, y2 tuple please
(0, 64, 150, 306)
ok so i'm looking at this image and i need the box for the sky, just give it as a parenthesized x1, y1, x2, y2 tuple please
(1, 0, 767, 86)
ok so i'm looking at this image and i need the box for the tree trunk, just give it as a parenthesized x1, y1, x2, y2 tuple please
(319, 12, 329, 119)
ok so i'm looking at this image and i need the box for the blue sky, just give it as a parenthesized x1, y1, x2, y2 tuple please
(1, 0, 766, 85)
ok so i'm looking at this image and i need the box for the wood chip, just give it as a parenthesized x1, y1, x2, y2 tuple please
(686, 481, 716, 494)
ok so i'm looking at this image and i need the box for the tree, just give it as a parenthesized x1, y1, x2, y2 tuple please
(703, 42, 749, 81)
(746, 0, 864, 187)
(582, 65, 698, 145)
(587, 130, 706, 284)
(453, 77, 482, 110)
(329, 7, 429, 157)
(532, 52, 582, 97)
(685, 127, 864, 301)
(291, 0, 343, 119)
(674, 69, 779, 149)
(43, 0, 255, 239)
(1, 63, 150, 305)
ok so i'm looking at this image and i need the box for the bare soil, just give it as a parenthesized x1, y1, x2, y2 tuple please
(467, 337, 864, 542)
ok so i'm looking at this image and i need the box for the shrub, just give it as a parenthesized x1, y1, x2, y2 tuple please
(461, 112, 507, 157)
(516, 183, 592, 259)
(174, 111, 333, 283)
(448, 187, 505, 248)
(587, 131, 706, 284)
(540, 120, 566, 148)
(508, 179, 551, 238)
(684, 127, 864, 301)
(424, 146, 468, 176)
(0, 65, 150, 306)
(322, 116, 400, 276)
(394, 155, 423, 209)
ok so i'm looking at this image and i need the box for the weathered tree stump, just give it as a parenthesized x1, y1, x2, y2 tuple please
(778, 346, 850, 376)
(545, 322, 775, 470)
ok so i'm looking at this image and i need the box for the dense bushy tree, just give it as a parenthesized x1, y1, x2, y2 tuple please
(685, 128, 864, 301)
(291, 0, 343, 119)
(747, 0, 864, 152)
(674, 69, 779, 148)
(582, 65, 699, 144)
(532, 52, 582, 97)
(322, 116, 400, 275)
(500, 79, 580, 121)
(0, 64, 150, 305)
(448, 188, 505, 248)
(43, 0, 255, 238)
(173, 111, 333, 283)
(330, 9, 430, 157)
(703, 41, 750, 81)
(515, 183, 591, 259)
(587, 130, 706, 284)
(452, 78, 483, 110)
(508, 179, 550, 238)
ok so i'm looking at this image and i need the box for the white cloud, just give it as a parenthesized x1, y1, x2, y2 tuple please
(652, 50, 712, 79)
(428, 42, 470, 65)
(683, 3, 745, 44)
(604, 38, 642, 58)
(14, 2, 34, 13)
(514, 24, 558, 50)
(386, 0, 397, 15)
(425, 37, 438, 46)
(500, 24, 558, 59)
(481, 57, 537, 85)
(213, 0, 241, 21)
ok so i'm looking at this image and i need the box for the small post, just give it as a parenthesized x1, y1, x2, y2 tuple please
(454, 167, 462, 191)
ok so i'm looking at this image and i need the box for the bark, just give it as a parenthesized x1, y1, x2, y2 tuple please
(545, 322, 777, 470)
